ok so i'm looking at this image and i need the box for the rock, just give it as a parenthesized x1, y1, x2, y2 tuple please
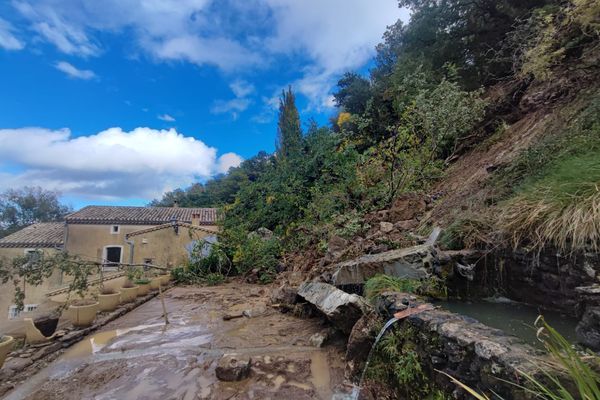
(374, 291, 415, 318)
(345, 312, 381, 378)
(249, 288, 266, 297)
(330, 244, 436, 286)
(271, 285, 298, 305)
(395, 219, 419, 230)
(242, 305, 267, 318)
(328, 235, 348, 257)
(456, 263, 476, 281)
(389, 194, 427, 221)
(576, 307, 600, 350)
(297, 281, 370, 334)
(308, 332, 328, 347)
(1, 356, 33, 374)
(31, 342, 61, 361)
(215, 354, 252, 381)
(379, 221, 394, 233)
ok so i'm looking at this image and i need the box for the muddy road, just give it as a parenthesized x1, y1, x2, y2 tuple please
(4, 284, 353, 400)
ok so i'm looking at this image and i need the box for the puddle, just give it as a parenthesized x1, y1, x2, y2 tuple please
(310, 351, 332, 399)
(63, 323, 166, 359)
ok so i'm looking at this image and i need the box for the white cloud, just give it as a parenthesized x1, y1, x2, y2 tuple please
(158, 114, 176, 122)
(13, 1, 100, 56)
(147, 35, 262, 71)
(55, 61, 96, 80)
(211, 79, 256, 119)
(0, 17, 24, 50)
(229, 80, 255, 98)
(210, 98, 251, 120)
(216, 152, 243, 174)
(0, 127, 242, 200)
(11, 0, 408, 107)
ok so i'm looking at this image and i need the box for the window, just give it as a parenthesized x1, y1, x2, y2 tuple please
(24, 249, 42, 261)
(24, 304, 38, 313)
(110, 225, 120, 234)
(8, 304, 38, 319)
(8, 305, 19, 319)
(103, 246, 123, 270)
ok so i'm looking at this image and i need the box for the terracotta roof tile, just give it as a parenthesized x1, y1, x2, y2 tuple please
(0, 222, 65, 248)
(65, 206, 218, 225)
(126, 222, 219, 238)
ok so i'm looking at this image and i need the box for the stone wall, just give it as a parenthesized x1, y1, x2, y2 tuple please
(348, 306, 563, 400)
(445, 247, 600, 317)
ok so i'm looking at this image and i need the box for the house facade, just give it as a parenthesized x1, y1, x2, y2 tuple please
(0, 222, 65, 330)
(0, 206, 218, 328)
(64, 206, 218, 267)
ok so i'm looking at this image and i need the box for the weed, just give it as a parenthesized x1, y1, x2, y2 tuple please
(364, 275, 422, 303)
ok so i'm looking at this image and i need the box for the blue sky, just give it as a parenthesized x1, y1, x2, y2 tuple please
(0, 0, 408, 209)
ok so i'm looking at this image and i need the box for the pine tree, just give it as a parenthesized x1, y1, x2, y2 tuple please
(276, 86, 302, 159)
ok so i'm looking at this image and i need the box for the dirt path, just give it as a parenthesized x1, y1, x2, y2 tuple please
(4, 283, 353, 400)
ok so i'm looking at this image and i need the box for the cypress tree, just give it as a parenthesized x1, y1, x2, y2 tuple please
(276, 86, 302, 159)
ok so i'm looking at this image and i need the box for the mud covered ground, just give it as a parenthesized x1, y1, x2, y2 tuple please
(4, 283, 353, 400)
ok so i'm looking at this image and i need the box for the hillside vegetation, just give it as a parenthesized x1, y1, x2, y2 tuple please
(153, 0, 600, 282)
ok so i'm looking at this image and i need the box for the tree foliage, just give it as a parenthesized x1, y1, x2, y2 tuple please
(0, 186, 72, 238)
(149, 0, 593, 278)
(276, 86, 302, 160)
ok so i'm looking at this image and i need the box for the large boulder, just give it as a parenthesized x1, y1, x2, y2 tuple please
(330, 244, 436, 286)
(345, 312, 382, 379)
(297, 281, 370, 334)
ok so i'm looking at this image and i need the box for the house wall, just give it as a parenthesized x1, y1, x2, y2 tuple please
(0, 247, 63, 331)
(65, 223, 150, 263)
(129, 226, 218, 267)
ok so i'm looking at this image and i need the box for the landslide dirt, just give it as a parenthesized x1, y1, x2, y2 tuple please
(5, 283, 352, 400)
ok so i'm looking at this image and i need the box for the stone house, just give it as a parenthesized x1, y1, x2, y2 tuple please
(0, 222, 65, 325)
(63, 206, 218, 267)
(0, 205, 218, 328)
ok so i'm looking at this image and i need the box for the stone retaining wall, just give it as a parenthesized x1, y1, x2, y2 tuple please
(447, 248, 600, 317)
(348, 306, 563, 399)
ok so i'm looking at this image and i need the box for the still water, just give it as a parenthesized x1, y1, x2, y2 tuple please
(439, 299, 579, 348)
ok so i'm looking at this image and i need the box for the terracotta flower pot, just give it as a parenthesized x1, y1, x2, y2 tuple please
(119, 285, 139, 303)
(150, 277, 162, 290)
(159, 273, 171, 285)
(135, 281, 151, 296)
(68, 300, 99, 328)
(0, 336, 14, 369)
(98, 292, 121, 312)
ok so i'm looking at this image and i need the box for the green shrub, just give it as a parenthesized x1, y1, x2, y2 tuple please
(232, 235, 280, 283)
(364, 275, 422, 303)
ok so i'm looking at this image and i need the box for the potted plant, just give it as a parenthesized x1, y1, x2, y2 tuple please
(97, 286, 120, 312)
(149, 274, 162, 290)
(68, 298, 99, 328)
(135, 278, 151, 296)
(120, 266, 139, 303)
(158, 270, 171, 285)
(0, 335, 14, 368)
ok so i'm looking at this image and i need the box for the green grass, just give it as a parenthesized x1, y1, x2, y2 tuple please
(500, 152, 600, 252)
(495, 92, 600, 252)
(364, 275, 422, 303)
